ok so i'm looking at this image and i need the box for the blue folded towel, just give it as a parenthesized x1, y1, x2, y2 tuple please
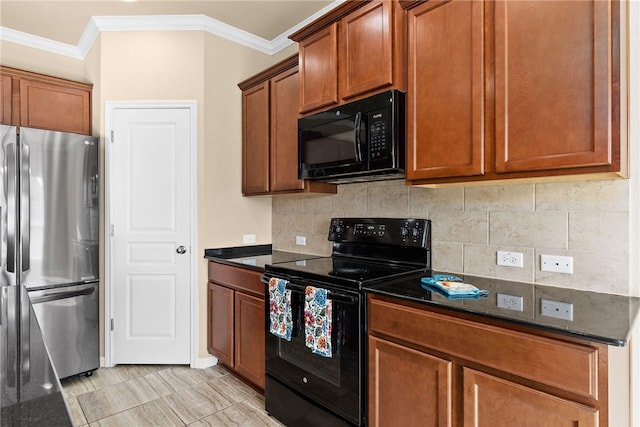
(421, 275, 488, 299)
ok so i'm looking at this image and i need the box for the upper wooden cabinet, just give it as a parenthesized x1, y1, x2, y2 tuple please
(405, 0, 625, 185)
(238, 55, 336, 196)
(291, 0, 406, 114)
(0, 66, 92, 135)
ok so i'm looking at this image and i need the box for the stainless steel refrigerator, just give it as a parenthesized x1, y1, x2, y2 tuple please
(1, 125, 99, 379)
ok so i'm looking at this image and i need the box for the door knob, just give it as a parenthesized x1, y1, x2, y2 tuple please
(176, 246, 187, 254)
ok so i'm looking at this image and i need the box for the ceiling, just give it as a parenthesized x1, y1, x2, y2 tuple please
(0, 0, 337, 56)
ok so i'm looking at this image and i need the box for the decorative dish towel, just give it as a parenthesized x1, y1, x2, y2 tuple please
(304, 286, 332, 358)
(421, 274, 489, 299)
(268, 278, 292, 341)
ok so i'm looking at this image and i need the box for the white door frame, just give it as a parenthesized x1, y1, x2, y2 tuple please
(104, 100, 198, 368)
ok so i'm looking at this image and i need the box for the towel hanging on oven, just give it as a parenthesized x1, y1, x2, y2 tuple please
(268, 278, 292, 341)
(304, 286, 332, 358)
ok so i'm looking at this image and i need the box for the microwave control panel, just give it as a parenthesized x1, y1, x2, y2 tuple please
(369, 109, 388, 160)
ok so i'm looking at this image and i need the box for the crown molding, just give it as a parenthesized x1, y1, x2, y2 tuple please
(0, 0, 346, 59)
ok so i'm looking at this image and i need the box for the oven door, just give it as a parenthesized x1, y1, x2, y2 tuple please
(265, 278, 363, 425)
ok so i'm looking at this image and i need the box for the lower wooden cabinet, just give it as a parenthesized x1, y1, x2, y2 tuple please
(367, 295, 607, 427)
(368, 336, 452, 427)
(207, 262, 265, 390)
(464, 368, 598, 427)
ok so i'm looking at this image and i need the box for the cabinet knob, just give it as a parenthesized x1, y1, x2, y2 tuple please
(176, 246, 187, 254)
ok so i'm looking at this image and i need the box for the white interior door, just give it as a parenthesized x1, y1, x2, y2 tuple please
(109, 106, 192, 364)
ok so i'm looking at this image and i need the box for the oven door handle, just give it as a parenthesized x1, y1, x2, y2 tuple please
(285, 281, 358, 305)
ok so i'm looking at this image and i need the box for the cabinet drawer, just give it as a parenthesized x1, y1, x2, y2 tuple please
(208, 262, 264, 297)
(368, 297, 599, 400)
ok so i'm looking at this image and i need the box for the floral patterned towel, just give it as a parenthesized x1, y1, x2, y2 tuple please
(268, 278, 292, 341)
(304, 286, 332, 358)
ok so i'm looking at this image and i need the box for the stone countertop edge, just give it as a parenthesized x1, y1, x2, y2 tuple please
(364, 273, 640, 348)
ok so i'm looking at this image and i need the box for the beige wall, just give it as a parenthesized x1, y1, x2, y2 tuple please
(1, 30, 294, 361)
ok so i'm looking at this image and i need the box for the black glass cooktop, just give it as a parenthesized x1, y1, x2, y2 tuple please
(265, 256, 430, 290)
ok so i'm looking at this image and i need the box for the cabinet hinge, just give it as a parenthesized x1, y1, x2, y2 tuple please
(110, 318, 114, 331)
(110, 224, 114, 237)
(110, 130, 114, 143)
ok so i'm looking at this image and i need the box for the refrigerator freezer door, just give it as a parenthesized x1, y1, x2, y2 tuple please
(29, 282, 99, 379)
(18, 128, 99, 290)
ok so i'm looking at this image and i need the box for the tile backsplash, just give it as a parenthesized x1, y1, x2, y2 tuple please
(272, 178, 633, 296)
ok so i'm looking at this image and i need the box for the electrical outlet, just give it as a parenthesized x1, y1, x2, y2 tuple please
(541, 299, 573, 321)
(541, 255, 573, 274)
(242, 234, 256, 244)
(497, 293, 524, 311)
(296, 235, 306, 246)
(497, 251, 524, 268)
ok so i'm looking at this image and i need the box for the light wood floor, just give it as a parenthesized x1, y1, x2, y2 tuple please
(61, 364, 284, 426)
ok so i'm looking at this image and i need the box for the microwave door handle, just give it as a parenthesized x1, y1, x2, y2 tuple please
(354, 112, 363, 162)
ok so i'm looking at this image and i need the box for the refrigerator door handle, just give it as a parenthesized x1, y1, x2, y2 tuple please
(20, 144, 30, 272)
(7, 143, 16, 273)
(30, 286, 96, 305)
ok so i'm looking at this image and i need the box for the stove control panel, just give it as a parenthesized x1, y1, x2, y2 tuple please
(328, 218, 430, 248)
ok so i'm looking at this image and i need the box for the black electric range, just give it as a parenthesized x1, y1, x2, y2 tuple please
(262, 217, 431, 427)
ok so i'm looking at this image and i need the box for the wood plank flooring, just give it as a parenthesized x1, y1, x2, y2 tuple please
(61, 364, 284, 426)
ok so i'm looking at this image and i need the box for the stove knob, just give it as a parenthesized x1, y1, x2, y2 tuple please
(400, 227, 409, 237)
(302, 377, 308, 384)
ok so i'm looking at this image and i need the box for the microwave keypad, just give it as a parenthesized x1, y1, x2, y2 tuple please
(370, 122, 387, 159)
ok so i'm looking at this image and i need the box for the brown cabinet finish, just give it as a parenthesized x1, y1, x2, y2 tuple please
(368, 335, 452, 427)
(238, 55, 336, 196)
(241, 81, 270, 195)
(298, 23, 339, 113)
(494, 0, 614, 174)
(367, 295, 609, 426)
(404, 0, 624, 185)
(0, 74, 12, 124)
(234, 292, 265, 388)
(464, 368, 598, 427)
(207, 283, 234, 366)
(406, 0, 485, 180)
(339, 0, 404, 100)
(207, 262, 265, 390)
(270, 66, 304, 192)
(292, 0, 406, 114)
(0, 66, 92, 135)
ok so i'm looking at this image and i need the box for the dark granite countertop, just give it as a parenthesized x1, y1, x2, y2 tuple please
(1, 286, 72, 426)
(204, 244, 323, 272)
(364, 272, 640, 347)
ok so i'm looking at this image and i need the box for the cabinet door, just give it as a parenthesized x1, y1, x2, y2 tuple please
(0, 74, 12, 125)
(270, 67, 304, 192)
(19, 78, 91, 134)
(242, 81, 270, 195)
(494, 0, 613, 173)
(368, 336, 452, 427)
(298, 23, 338, 113)
(406, 0, 484, 181)
(463, 368, 598, 427)
(208, 283, 234, 366)
(339, 0, 393, 100)
(234, 292, 265, 390)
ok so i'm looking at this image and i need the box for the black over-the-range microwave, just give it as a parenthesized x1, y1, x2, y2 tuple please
(298, 89, 405, 184)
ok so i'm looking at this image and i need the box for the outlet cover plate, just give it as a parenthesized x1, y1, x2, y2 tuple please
(295, 235, 306, 246)
(497, 251, 524, 268)
(541, 299, 574, 321)
(541, 254, 573, 274)
(497, 293, 524, 311)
